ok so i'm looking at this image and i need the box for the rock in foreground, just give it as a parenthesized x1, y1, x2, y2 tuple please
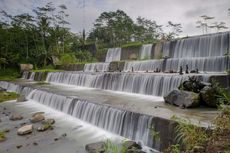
(30, 114, 45, 123)
(85, 142, 105, 153)
(200, 86, 218, 108)
(164, 90, 200, 108)
(17, 124, 33, 135)
(17, 95, 27, 102)
(9, 114, 23, 121)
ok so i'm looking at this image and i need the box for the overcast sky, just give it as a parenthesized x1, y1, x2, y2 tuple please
(0, 0, 230, 37)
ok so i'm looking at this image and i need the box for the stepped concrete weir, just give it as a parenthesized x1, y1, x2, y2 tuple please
(0, 80, 218, 151)
(3, 32, 230, 152)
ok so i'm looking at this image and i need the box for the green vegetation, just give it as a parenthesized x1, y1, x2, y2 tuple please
(0, 68, 20, 81)
(104, 140, 127, 153)
(32, 69, 62, 73)
(34, 81, 50, 86)
(0, 2, 185, 71)
(121, 42, 143, 49)
(0, 91, 19, 103)
(149, 125, 160, 140)
(166, 102, 230, 153)
(172, 116, 208, 151)
(43, 122, 53, 130)
(0, 131, 6, 141)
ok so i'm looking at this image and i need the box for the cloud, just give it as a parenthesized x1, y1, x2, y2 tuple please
(0, 0, 230, 36)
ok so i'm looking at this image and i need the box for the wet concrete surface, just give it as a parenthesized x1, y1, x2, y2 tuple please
(14, 79, 219, 126)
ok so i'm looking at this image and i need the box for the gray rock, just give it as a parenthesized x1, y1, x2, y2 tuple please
(30, 114, 45, 123)
(127, 148, 146, 153)
(164, 90, 200, 108)
(192, 145, 205, 153)
(0, 87, 6, 92)
(32, 112, 45, 117)
(9, 114, 23, 121)
(17, 95, 27, 102)
(17, 125, 33, 135)
(37, 125, 48, 132)
(85, 142, 105, 153)
(42, 118, 55, 125)
(123, 140, 142, 150)
(200, 86, 218, 108)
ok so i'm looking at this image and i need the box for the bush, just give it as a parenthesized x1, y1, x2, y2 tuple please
(0, 68, 20, 81)
(121, 41, 142, 49)
(171, 116, 208, 151)
(58, 54, 77, 65)
(75, 50, 97, 62)
(104, 140, 127, 153)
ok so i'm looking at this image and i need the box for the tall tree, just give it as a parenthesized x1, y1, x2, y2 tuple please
(165, 21, 182, 40)
(134, 17, 163, 42)
(88, 10, 135, 47)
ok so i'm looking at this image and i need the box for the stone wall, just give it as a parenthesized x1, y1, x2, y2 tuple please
(121, 47, 140, 60)
(56, 64, 85, 71)
(108, 61, 125, 72)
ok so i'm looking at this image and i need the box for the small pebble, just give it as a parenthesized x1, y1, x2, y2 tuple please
(54, 137, 59, 141)
(16, 145, 22, 149)
(62, 133, 67, 137)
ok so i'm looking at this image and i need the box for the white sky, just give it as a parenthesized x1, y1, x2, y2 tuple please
(0, 0, 230, 37)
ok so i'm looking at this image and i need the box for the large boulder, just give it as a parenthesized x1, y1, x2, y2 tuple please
(85, 142, 105, 153)
(0, 87, 6, 92)
(30, 114, 45, 123)
(123, 140, 142, 150)
(20, 64, 33, 71)
(17, 124, 33, 135)
(200, 86, 218, 108)
(9, 114, 23, 121)
(17, 95, 27, 102)
(164, 90, 200, 108)
(178, 76, 207, 93)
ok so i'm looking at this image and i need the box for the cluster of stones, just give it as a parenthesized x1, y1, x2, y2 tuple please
(164, 76, 222, 108)
(85, 140, 146, 153)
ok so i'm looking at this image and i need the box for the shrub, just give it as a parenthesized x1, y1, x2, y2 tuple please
(121, 41, 142, 49)
(104, 139, 127, 153)
(171, 116, 208, 151)
(58, 54, 76, 65)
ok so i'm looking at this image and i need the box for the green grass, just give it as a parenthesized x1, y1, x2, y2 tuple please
(121, 41, 143, 49)
(0, 91, 19, 103)
(0, 131, 5, 141)
(104, 140, 128, 153)
(34, 81, 50, 85)
(32, 69, 63, 72)
(0, 68, 20, 81)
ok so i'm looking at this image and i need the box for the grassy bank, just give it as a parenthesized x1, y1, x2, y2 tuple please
(0, 69, 20, 81)
(0, 91, 19, 103)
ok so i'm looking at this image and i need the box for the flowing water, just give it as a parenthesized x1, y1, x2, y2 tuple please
(105, 48, 121, 62)
(163, 32, 230, 58)
(46, 72, 210, 96)
(140, 44, 153, 59)
(10, 32, 229, 152)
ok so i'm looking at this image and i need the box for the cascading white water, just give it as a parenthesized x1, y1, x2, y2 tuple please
(0, 81, 33, 96)
(84, 63, 110, 72)
(123, 59, 164, 72)
(123, 56, 229, 73)
(22, 71, 29, 79)
(163, 32, 230, 58)
(105, 48, 121, 62)
(46, 72, 208, 96)
(140, 44, 153, 60)
(27, 89, 155, 148)
(165, 56, 229, 72)
(29, 72, 35, 80)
